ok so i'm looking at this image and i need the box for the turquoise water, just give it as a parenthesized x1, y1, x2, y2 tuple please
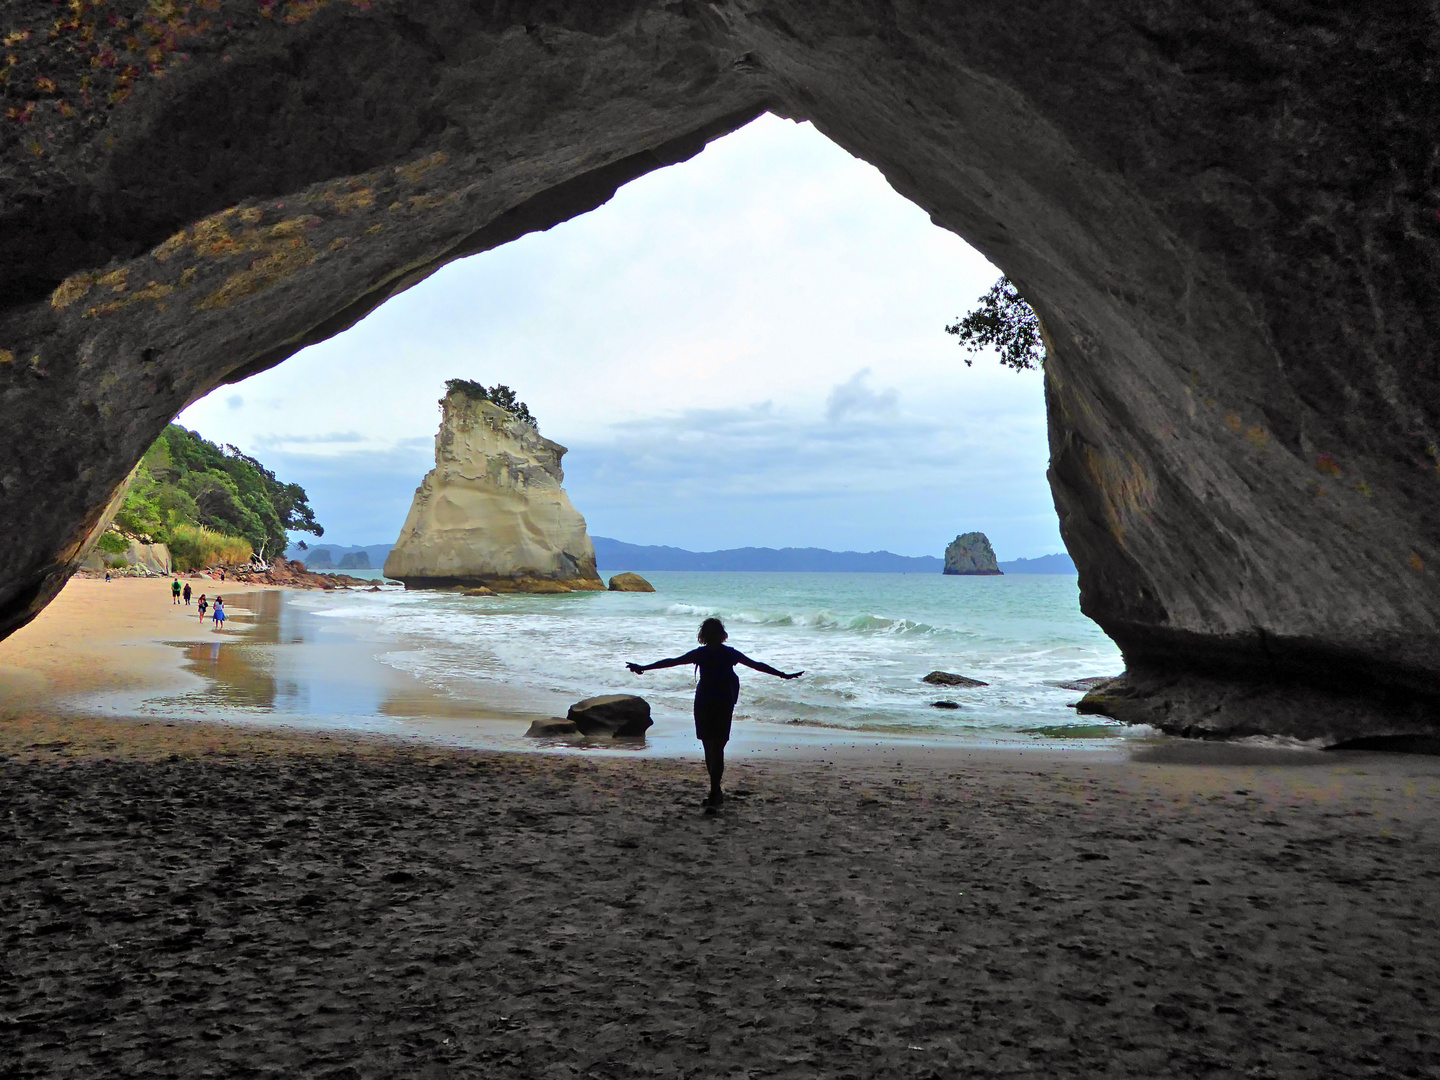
(292, 570, 1124, 741)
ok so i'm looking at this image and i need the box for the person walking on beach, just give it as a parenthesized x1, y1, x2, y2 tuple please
(197, 594, 208, 621)
(182, 582, 192, 606)
(212, 597, 226, 630)
(171, 577, 182, 604)
(627, 617, 802, 809)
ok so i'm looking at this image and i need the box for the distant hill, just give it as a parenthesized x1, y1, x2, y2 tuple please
(999, 553, 1076, 574)
(593, 537, 942, 573)
(288, 539, 1077, 574)
(285, 542, 393, 568)
(594, 537, 1076, 573)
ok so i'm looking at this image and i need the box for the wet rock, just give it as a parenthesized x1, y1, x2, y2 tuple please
(608, 572, 655, 592)
(567, 695, 652, 737)
(930, 700, 961, 710)
(923, 671, 989, 688)
(525, 718, 580, 737)
(1045, 676, 1121, 692)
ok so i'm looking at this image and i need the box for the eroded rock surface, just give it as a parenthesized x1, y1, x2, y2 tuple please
(383, 391, 601, 592)
(1, 2, 1438, 740)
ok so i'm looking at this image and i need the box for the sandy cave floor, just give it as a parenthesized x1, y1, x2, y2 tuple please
(2, 714, 1439, 1079)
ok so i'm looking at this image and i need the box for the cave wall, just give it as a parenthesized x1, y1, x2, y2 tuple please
(1, 0, 1436, 740)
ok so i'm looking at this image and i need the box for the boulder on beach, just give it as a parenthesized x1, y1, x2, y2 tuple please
(608, 572, 655, 592)
(943, 532, 1002, 575)
(567, 695, 653, 737)
(923, 670, 989, 687)
(526, 717, 580, 737)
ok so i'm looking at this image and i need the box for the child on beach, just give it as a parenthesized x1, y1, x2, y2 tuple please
(627, 617, 802, 809)
(212, 598, 225, 630)
(197, 594, 208, 621)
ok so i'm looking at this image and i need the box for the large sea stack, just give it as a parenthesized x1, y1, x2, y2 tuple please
(944, 533, 1002, 576)
(383, 390, 602, 593)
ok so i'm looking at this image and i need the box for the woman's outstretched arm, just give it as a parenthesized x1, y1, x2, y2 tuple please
(735, 652, 804, 679)
(627, 649, 701, 674)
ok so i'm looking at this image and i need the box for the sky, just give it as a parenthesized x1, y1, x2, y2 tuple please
(176, 113, 1060, 560)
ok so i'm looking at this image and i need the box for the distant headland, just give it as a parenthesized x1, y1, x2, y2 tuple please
(591, 537, 1076, 574)
(286, 538, 1076, 575)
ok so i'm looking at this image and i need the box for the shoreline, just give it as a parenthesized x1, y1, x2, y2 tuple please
(2, 576, 1147, 761)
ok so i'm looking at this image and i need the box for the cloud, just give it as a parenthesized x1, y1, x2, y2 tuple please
(226, 395, 243, 410)
(825, 368, 898, 422)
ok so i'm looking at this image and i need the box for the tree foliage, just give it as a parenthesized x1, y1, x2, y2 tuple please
(945, 276, 1045, 371)
(445, 378, 537, 428)
(113, 425, 322, 564)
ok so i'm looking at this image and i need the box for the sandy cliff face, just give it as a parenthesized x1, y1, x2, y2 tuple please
(383, 395, 601, 592)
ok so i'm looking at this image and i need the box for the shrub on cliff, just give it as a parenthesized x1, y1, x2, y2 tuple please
(113, 425, 321, 564)
(946, 277, 1045, 371)
(444, 378, 537, 428)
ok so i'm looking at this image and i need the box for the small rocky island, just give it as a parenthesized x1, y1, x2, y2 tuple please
(943, 532, 1002, 576)
(383, 381, 603, 593)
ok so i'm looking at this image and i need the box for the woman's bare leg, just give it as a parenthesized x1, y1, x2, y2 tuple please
(702, 739, 725, 805)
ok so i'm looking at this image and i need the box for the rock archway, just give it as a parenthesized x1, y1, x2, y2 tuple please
(2, 1, 1437, 741)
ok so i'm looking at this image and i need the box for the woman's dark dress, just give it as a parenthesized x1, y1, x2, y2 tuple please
(678, 644, 749, 745)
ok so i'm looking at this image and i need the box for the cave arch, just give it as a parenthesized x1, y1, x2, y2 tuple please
(2, 1, 1437, 741)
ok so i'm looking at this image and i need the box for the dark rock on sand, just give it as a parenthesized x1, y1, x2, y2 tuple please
(525, 718, 580, 737)
(923, 671, 989, 688)
(943, 533, 1002, 576)
(567, 695, 653, 737)
(608, 572, 655, 593)
(931, 700, 961, 710)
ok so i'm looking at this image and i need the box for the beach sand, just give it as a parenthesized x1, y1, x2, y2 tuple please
(3, 582, 1440, 1077)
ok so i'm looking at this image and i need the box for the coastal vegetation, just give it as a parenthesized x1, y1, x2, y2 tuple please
(946, 276, 1045, 371)
(444, 378, 537, 427)
(110, 425, 322, 570)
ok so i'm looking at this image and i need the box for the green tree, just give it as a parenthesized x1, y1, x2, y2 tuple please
(945, 276, 1045, 371)
(444, 378, 537, 428)
(112, 425, 322, 561)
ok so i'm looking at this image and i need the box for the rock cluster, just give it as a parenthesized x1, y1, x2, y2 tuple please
(383, 392, 603, 593)
(943, 534, 1002, 576)
(526, 695, 653, 738)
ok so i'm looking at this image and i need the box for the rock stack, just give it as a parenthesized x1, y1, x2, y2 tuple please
(383, 390, 603, 593)
(943, 532, 1002, 576)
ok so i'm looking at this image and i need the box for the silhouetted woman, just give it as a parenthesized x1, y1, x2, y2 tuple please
(628, 617, 802, 808)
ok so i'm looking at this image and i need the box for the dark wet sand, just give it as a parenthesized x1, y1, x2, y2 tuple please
(3, 712, 1439, 1079)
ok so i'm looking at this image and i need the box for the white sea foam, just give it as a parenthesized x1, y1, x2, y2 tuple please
(282, 570, 1124, 742)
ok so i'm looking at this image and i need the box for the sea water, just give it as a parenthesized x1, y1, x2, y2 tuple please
(285, 570, 1126, 744)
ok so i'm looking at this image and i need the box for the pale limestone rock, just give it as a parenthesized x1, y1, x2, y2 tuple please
(384, 394, 602, 592)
